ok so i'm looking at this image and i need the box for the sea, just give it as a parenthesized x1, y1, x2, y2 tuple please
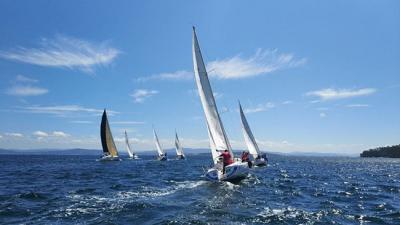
(0, 153, 399, 224)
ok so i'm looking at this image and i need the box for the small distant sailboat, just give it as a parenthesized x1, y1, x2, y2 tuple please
(99, 109, 121, 161)
(153, 128, 167, 161)
(192, 27, 249, 182)
(124, 130, 139, 159)
(175, 132, 186, 160)
(239, 102, 268, 167)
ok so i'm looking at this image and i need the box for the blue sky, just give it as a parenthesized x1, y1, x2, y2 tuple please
(0, 0, 399, 154)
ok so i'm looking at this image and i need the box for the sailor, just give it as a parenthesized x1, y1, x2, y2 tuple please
(241, 151, 252, 168)
(220, 149, 233, 174)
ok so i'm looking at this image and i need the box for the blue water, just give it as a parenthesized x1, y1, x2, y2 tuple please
(0, 154, 399, 224)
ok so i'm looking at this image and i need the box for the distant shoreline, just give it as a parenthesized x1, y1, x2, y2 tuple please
(360, 144, 400, 158)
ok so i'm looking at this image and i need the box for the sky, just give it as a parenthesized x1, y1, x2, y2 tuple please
(0, 0, 399, 154)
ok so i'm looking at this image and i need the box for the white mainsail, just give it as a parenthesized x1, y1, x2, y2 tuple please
(192, 27, 234, 164)
(239, 102, 261, 159)
(124, 130, 134, 158)
(153, 128, 165, 156)
(174, 132, 185, 157)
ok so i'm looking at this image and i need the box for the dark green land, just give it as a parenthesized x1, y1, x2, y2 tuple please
(360, 144, 400, 158)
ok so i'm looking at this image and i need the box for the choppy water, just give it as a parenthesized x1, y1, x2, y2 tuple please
(0, 154, 399, 224)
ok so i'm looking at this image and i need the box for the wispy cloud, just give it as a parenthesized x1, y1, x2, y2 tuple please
(243, 102, 275, 114)
(137, 70, 192, 82)
(19, 105, 118, 116)
(6, 85, 48, 96)
(319, 112, 327, 118)
(0, 35, 119, 73)
(207, 49, 306, 79)
(4, 132, 23, 137)
(15, 75, 38, 83)
(111, 121, 145, 125)
(306, 88, 376, 101)
(130, 89, 159, 103)
(346, 104, 369, 108)
(70, 120, 93, 124)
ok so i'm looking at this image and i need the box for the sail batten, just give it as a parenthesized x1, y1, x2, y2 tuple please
(124, 131, 134, 158)
(100, 110, 118, 157)
(239, 103, 261, 158)
(192, 27, 234, 164)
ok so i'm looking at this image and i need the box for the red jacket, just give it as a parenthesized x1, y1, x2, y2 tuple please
(221, 151, 233, 165)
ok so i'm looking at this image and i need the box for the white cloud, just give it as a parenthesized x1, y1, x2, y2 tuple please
(130, 89, 159, 103)
(52, 131, 70, 137)
(244, 102, 275, 114)
(70, 120, 93, 124)
(0, 135, 3, 138)
(0, 35, 119, 73)
(19, 105, 118, 117)
(207, 49, 306, 79)
(15, 75, 38, 83)
(137, 70, 192, 82)
(319, 112, 327, 118)
(346, 104, 369, 108)
(5, 132, 23, 137)
(282, 101, 293, 105)
(111, 121, 145, 125)
(6, 85, 48, 96)
(33, 131, 49, 137)
(306, 88, 376, 101)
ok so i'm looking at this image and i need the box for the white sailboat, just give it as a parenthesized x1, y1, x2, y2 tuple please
(99, 109, 121, 161)
(153, 128, 167, 161)
(239, 102, 268, 167)
(124, 130, 139, 159)
(192, 27, 249, 182)
(175, 132, 186, 160)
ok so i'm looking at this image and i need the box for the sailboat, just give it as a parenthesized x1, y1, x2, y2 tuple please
(192, 27, 249, 182)
(124, 130, 139, 159)
(153, 128, 167, 161)
(99, 109, 121, 161)
(175, 132, 186, 160)
(239, 102, 268, 167)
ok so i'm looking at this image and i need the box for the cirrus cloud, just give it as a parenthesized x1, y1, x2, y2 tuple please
(207, 48, 306, 79)
(6, 85, 48, 96)
(0, 35, 120, 73)
(130, 89, 159, 103)
(306, 88, 376, 101)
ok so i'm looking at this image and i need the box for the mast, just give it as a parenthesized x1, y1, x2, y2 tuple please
(100, 110, 118, 157)
(239, 102, 261, 158)
(192, 27, 234, 163)
(124, 130, 134, 158)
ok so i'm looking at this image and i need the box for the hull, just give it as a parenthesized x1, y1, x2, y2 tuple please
(158, 155, 167, 161)
(253, 158, 267, 167)
(98, 155, 121, 161)
(128, 155, 140, 160)
(205, 161, 249, 183)
(177, 155, 185, 160)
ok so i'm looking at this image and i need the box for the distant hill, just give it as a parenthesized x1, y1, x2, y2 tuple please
(360, 145, 400, 158)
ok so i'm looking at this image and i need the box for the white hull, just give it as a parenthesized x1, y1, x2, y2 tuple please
(205, 161, 249, 183)
(98, 155, 121, 161)
(128, 155, 140, 160)
(253, 158, 267, 167)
